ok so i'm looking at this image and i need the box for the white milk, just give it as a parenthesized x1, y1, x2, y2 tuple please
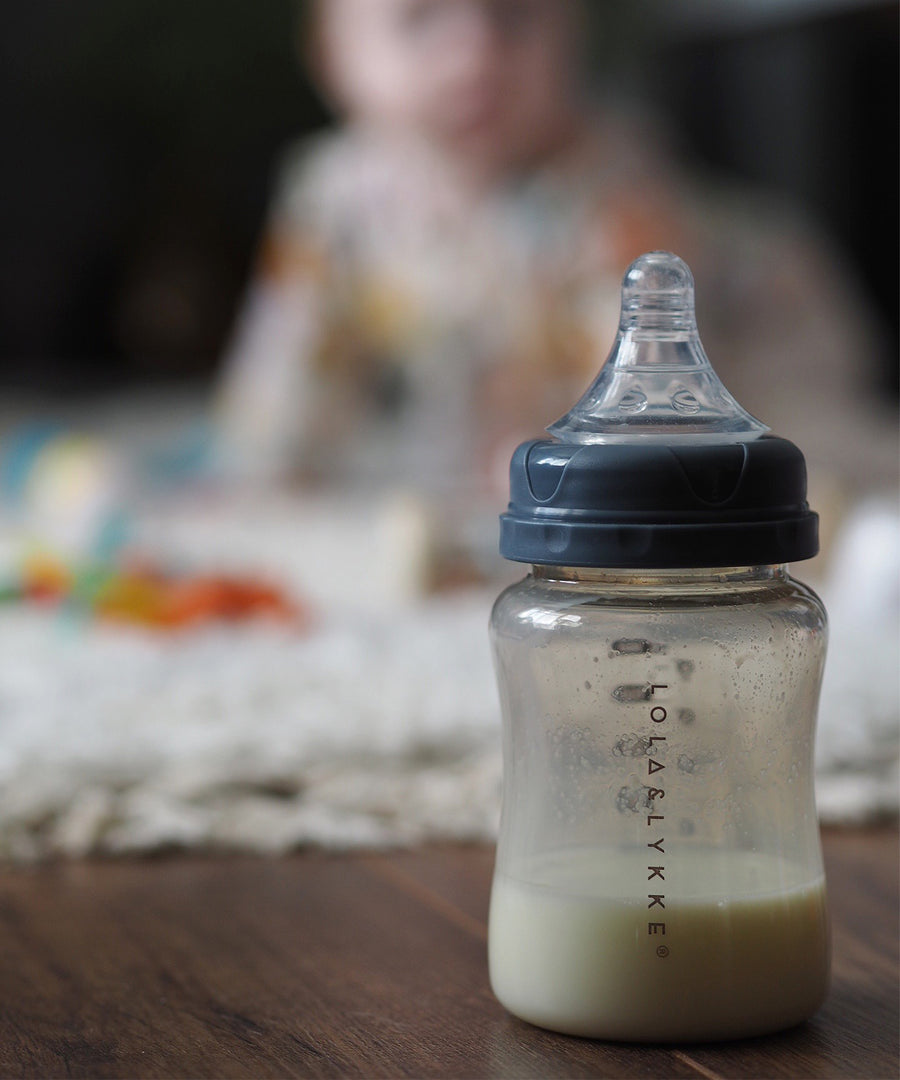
(489, 847, 829, 1041)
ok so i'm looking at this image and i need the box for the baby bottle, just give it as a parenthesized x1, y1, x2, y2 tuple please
(488, 252, 829, 1042)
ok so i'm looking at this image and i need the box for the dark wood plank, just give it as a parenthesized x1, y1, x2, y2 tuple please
(361, 844, 495, 929)
(0, 827, 895, 1079)
(368, 829, 900, 1080)
(0, 854, 697, 1079)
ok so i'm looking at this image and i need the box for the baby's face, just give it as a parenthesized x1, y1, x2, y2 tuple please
(319, 0, 580, 174)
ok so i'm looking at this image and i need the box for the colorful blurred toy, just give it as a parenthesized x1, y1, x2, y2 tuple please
(0, 423, 300, 632)
(1, 426, 127, 555)
(17, 550, 306, 631)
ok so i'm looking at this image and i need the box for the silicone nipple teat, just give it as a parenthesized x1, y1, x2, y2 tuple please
(548, 251, 768, 444)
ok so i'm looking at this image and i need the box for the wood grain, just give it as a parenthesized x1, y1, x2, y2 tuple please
(0, 827, 895, 1079)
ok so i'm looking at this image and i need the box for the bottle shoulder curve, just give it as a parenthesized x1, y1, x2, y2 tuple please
(490, 569, 828, 640)
(781, 572, 828, 632)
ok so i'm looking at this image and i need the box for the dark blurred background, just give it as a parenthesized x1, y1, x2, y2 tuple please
(0, 0, 895, 397)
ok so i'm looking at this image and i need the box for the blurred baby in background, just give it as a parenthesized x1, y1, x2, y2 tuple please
(0, 0, 891, 851)
(216, 0, 896, 580)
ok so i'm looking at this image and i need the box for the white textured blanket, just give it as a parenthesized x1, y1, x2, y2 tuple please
(0, 593, 502, 859)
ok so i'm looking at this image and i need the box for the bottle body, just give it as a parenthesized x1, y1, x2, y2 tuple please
(488, 565, 829, 1042)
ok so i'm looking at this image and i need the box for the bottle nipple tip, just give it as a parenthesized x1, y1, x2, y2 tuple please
(622, 252, 695, 326)
(624, 251, 694, 294)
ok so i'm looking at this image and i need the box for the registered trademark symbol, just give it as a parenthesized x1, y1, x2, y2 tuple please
(656, 945, 670, 958)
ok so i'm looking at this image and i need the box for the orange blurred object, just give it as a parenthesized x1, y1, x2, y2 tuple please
(17, 551, 306, 631)
(95, 570, 303, 630)
(22, 552, 73, 603)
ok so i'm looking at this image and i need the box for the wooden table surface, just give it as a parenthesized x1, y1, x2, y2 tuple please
(0, 827, 896, 1079)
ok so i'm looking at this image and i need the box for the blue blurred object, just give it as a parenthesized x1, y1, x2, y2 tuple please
(0, 422, 65, 504)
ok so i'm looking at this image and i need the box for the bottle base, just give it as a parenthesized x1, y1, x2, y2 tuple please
(493, 990, 828, 1043)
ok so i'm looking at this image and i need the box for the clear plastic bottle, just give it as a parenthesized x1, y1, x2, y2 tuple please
(488, 253, 829, 1042)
